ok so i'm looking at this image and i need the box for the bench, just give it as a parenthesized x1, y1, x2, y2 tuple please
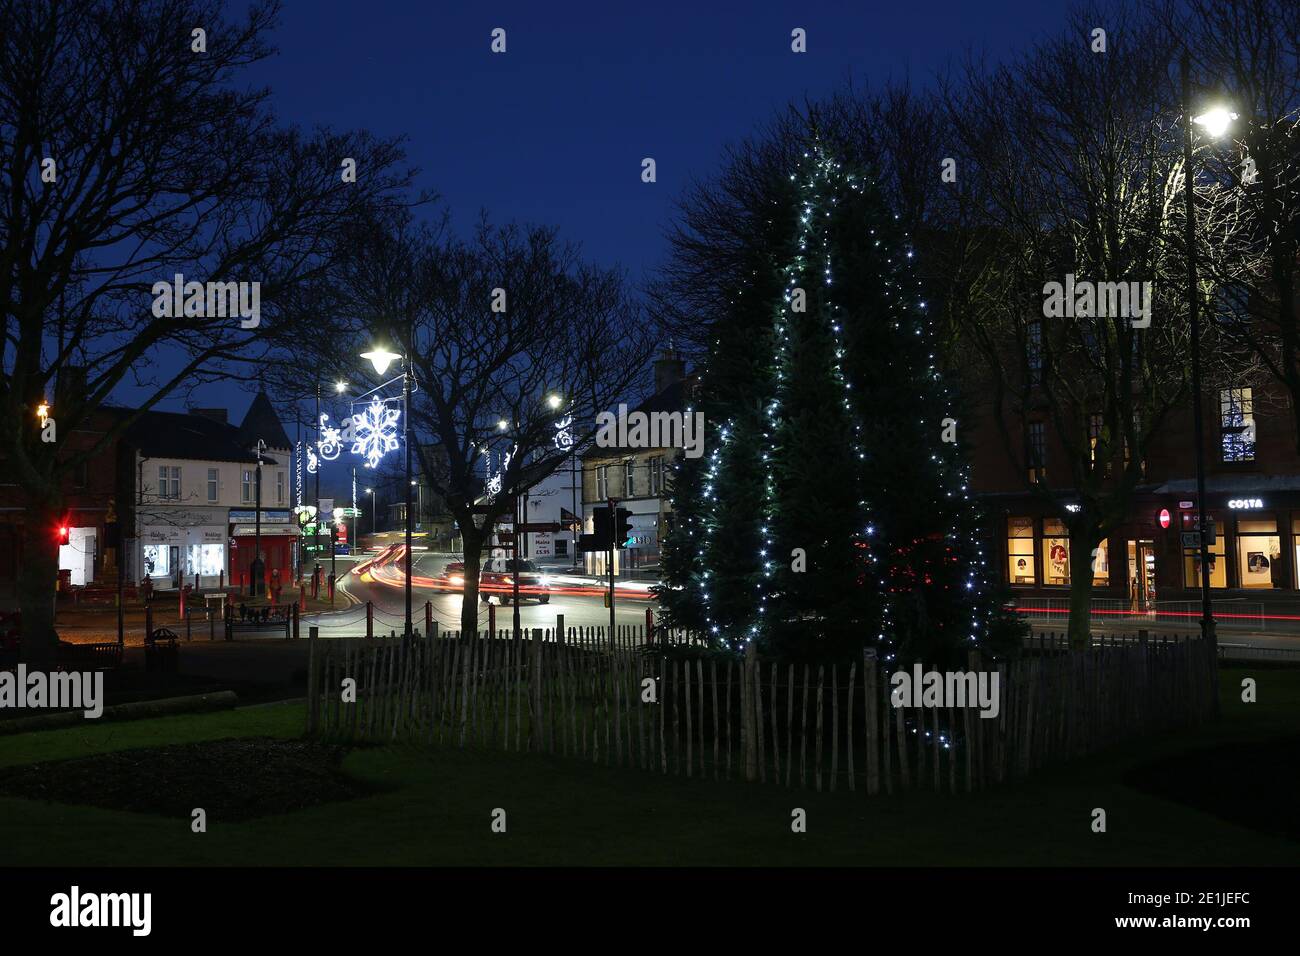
(57, 641, 125, 671)
(224, 605, 292, 640)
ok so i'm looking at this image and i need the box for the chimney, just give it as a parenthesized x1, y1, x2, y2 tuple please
(653, 346, 686, 396)
(190, 408, 228, 425)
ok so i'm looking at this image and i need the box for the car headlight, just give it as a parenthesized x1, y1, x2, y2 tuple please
(539, 576, 552, 587)
(449, 575, 464, 586)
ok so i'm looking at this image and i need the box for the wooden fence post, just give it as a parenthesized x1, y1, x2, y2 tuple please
(307, 625, 320, 735)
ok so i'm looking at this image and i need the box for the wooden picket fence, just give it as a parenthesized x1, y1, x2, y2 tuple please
(304, 626, 1217, 793)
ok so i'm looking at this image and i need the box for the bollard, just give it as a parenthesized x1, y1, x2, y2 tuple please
(186, 609, 192, 642)
(178, 585, 187, 618)
(292, 603, 300, 640)
(556, 613, 564, 643)
(194, 572, 200, 592)
(299, 587, 306, 612)
(328, 573, 335, 604)
(145, 604, 154, 642)
(366, 601, 374, 640)
(425, 602, 433, 640)
(219, 570, 224, 591)
(488, 600, 496, 638)
(209, 607, 216, 641)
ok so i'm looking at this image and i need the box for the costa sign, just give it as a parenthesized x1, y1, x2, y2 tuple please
(1227, 498, 1264, 509)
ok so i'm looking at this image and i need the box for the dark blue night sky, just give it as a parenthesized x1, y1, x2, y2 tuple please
(134, 0, 1071, 427)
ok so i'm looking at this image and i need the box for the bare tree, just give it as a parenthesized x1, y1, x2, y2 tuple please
(946, 4, 1256, 647)
(310, 211, 653, 639)
(0, 0, 417, 664)
(1159, 0, 1300, 450)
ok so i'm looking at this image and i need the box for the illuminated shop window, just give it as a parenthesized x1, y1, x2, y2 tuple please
(1007, 517, 1036, 585)
(1042, 517, 1070, 586)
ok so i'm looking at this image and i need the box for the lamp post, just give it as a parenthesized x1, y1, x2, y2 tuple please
(366, 488, 375, 536)
(252, 439, 266, 596)
(361, 344, 410, 638)
(1181, 51, 1234, 659)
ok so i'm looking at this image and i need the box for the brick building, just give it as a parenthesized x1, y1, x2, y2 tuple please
(970, 374, 1300, 610)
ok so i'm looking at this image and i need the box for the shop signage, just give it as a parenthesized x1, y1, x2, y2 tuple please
(1178, 500, 1194, 509)
(1181, 532, 1201, 549)
(228, 509, 292, 524)
(1227, 498, 1264, 509)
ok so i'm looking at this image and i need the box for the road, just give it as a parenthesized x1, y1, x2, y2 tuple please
(305, 550, 657, 638)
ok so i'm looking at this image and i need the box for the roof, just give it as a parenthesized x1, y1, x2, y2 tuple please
(237, 390, 292, 451)
(123, 392, 290, 465)
(124, 410, 262, 464)
(582, 376, 695, 460)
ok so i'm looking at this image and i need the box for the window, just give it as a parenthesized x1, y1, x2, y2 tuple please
(1042, 518, 1070, 586)
(1220, 388, 1256, 462)
(276, 470, 285, 505)
(207, 469, 219, 502)
(648, 456, 664, 496)
(158, 465, 180, 499)
(1027, 422, 1046, 483)
(1088, 413, 1105, 472)
(624, 460, 636, 497)
(241, 469, 254, 504)
(1091, 539, 1110, 586)
(1027, 321, 1043, 385)
(187, 543, 224, 577)
(142, 544, 171, 577)
(1007, 517, 1036, 585)
(595, 465, 608, 501)
(1236, 518, 1282, 589)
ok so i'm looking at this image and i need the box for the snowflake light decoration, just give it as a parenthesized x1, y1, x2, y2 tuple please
(351, 398, 401, 469)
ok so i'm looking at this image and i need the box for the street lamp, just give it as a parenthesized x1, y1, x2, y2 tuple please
(1181, 53, 1233, 659)
(362, 343, 412, 638)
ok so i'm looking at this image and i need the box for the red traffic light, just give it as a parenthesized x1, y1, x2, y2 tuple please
(57, 525, 70, 544)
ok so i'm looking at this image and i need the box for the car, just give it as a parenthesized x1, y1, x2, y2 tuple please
(479, 557, 551, 605)
(440, 562, 467, 588)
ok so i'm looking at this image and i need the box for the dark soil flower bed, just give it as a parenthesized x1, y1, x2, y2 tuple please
(0, 737, 378, 821)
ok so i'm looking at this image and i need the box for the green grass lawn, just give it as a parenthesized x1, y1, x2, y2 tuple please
(0, 665, 1295, 866)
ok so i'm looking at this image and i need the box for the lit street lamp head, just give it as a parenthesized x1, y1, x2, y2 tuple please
(547, 393, 563, 409)
(361, 347, 402, 376)
(1193, 106, 1237, 140)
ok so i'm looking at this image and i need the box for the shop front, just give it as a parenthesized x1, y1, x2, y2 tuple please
(996, 489, 1300, 606)
(228, 509, 296, 592)
(137, 507, 228, 590)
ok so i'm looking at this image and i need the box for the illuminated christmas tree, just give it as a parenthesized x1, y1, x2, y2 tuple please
(659, 134, 1002, 664)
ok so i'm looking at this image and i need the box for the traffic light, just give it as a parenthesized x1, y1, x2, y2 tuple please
(592, 506, 612, 547)
(57, 524, 69, 545)
(615, 508, 634, 548)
